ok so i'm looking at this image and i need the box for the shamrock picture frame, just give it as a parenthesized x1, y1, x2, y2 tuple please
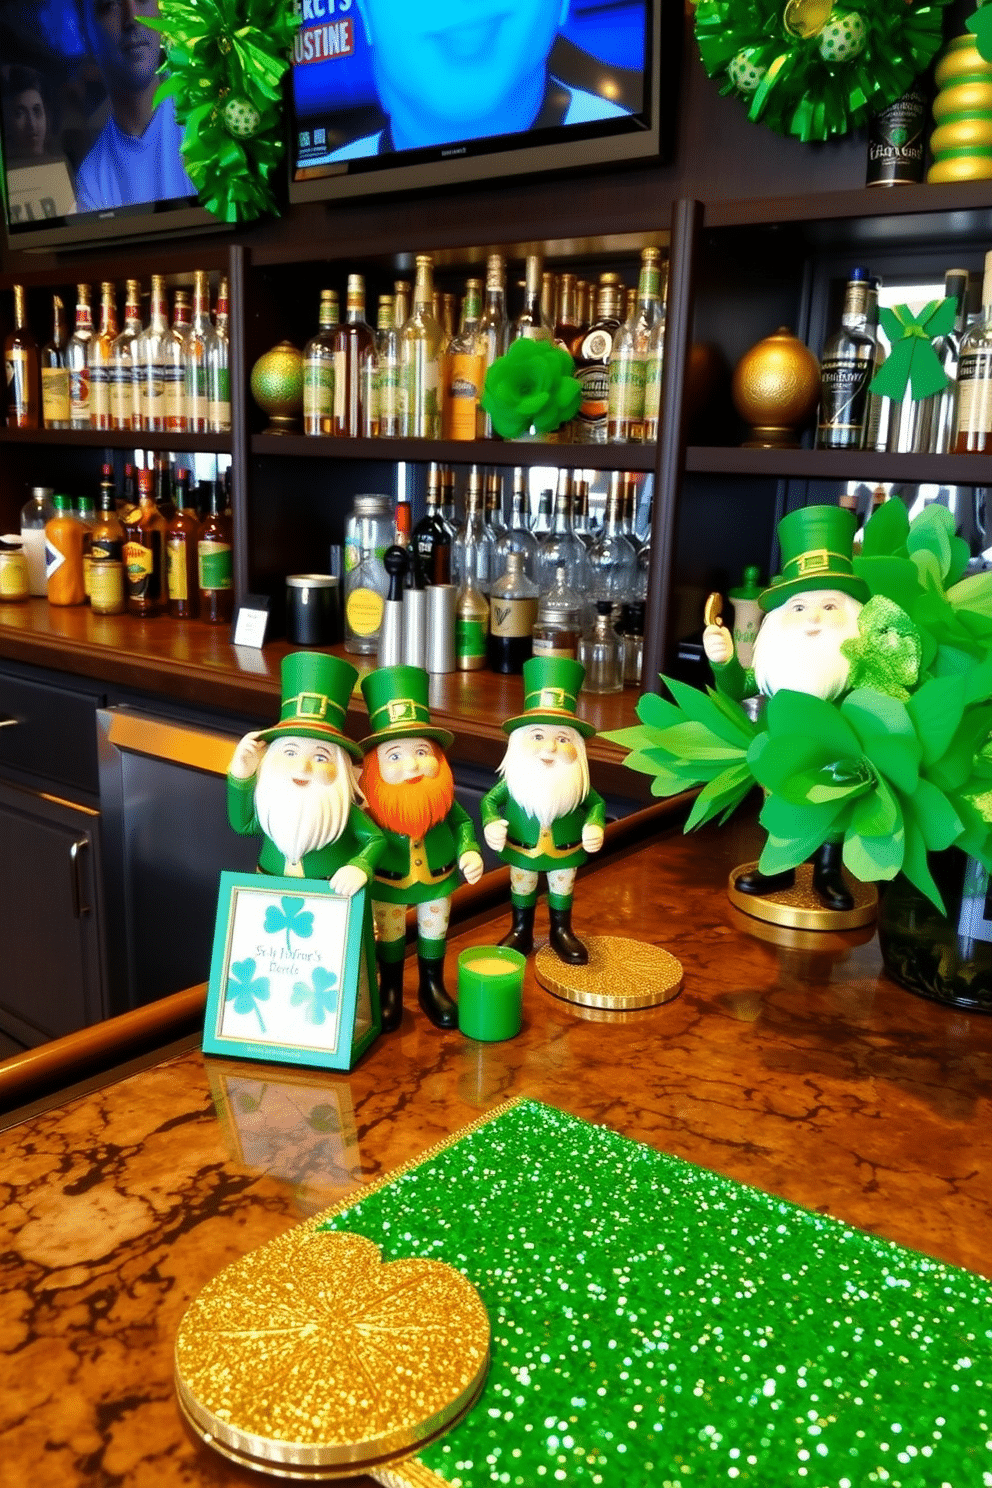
(203, 872, 380, 1071)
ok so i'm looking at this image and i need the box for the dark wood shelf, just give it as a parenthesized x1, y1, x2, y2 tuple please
(685, 445, 992, 485)
(250, 432, 658, 469)
(0, 428, 232, 454)
(705, 179, 992, 242)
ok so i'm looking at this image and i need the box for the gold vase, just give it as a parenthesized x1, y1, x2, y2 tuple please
(731, 327, 821, 448)
(928, 34, 992, 184)
(250, 340, 304, 434)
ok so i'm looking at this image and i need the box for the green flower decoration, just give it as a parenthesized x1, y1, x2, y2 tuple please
(291, 967, 340, 1025)
(263, 894, 314, 953)
(695, 0, 952, 142)
(144, 0, 299, 223)
(868, 299, 956, 404)
(227, 957, 270, 1032)
(479, 338, 582, 439)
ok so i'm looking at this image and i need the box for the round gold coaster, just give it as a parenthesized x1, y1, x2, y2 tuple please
(175, 1229, 489, 1478)
(727, 861, 878, 932)
(535, 935, 683, 1009)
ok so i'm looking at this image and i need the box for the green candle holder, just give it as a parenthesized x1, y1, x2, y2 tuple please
(457, 947, 525, 1042)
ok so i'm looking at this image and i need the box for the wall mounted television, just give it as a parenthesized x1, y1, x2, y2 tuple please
(0, 0, 221, 254)
(289, 0, 680, 206)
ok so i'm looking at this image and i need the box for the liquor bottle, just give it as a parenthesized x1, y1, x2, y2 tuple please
(452, 466, 494, 593)
(184, 270, 213, 433)
(476, 253, 507, 438)
(642, 288, 667, 443)
(377, 290, 404, 439)
(587, 471, 637, 610)
(484, 470, 506, 540)
(165, 289, 190, 432)
(20, 486, 55, 595)
(493, 469, 538, 581)
(332, 273, 375, 437)
(487, 551, 539, 674)
(955, 251, 992, 453)
(44, 494, 86, 606)
(531, 487, 553, 537)
(815, 268, 875, 450)
(124, 466, 167, 615)
(579, 601, 624, 694)
(198, 480, 234, 624)
(40, 294, 70, 430)
(443, 278, 485, 440)
(89, 475, 126, 616)
(136, 274, 170, 432)
(400, 254, 443, 438)
(532, 564, 583, 660)
(571, 273, 624, 443)
(154, 450, 174, 522)
(76, 493, 96, 601)
(303, 288, 338, 436)
(930, 268, 970, 453)
(435, 292, 458, 344)
(621, 472, 642, 550)
(510, 255, 553, 342)
(440, 465, 461, 541)
(554, 273, 582, 350)
(166, 468, 200, 619)
(864, 280, 887, 449)
(456, 564, 489, 671)
(411, 462, 451, 585)
(208, 275, 231, 433)
(536, 475, 589, 595)
(110, 279, 143, 431)
(607, 246, 664, 443)
(541, 271, 558, 331)
(119, 462, 139, 523)
(90, 282, 118, 431)
(66, 283, 92, 430)
(6, 283, 39, 428)
(571, 477, 594, 546)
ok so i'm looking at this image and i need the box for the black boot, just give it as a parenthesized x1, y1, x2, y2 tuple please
(377, 957, 404, 1033)
(548, 905, 588, 965)
(499, 902, 535, 957)
(812, 841, 854, 912)
(418, 955, 457, 1029)
(734, 865, 796, 897)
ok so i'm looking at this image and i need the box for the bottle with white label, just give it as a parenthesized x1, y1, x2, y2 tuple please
(208, 275, 231, 433)
(66, 284, 93, 430)
(20, 486, 55, 596)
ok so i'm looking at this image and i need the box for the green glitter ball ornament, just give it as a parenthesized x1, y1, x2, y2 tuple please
(222, 95, 262, 140)
(728, 47, 767, 93)
(250, 340, 303, 432)
(818, 8, 867, 63)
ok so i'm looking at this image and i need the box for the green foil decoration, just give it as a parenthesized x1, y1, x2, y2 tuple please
(479, 339, 582, 439)
(695, 0, 953, 142)
(144, 0, 298, 223)
(869, 298, 956, 402)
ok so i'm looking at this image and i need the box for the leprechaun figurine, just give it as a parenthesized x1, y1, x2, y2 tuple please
(481, 656, 605, 965)
(358, 666, 484, 1031)
(228, 652, 385, 893)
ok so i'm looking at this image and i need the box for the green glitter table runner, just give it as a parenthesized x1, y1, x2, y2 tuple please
(312, 1098, 992, 1488)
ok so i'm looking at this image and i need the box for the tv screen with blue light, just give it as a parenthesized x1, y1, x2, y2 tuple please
(289, 0, 679, 204)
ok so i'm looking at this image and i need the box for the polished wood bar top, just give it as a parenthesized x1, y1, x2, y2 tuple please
(0, 600, 644, 781)
(3, 815, 991, 1487)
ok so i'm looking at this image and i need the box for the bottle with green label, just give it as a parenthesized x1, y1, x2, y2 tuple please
(197, 480, 233, 624)
(728, 565, 763, 671)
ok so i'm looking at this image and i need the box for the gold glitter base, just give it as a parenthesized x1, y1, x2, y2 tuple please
(534, 935, 683, 1009)
(175, 1230, 490, 1477)
(727, 862, 878, 931)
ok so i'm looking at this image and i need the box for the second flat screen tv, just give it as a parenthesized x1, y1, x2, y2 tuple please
(289, 0, 678, 205)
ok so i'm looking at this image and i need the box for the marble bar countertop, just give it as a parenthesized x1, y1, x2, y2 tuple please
(2, 814, 991, 1488)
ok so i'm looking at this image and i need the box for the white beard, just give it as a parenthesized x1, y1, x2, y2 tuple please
(500, 735, 590, 828)
(254, 750, 353, 866)
(753, 603, 859, 702)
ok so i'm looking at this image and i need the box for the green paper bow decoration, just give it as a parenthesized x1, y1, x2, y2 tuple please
(479, 339, 582, 439)
(869, 298, 956, 402)
(966, 0, 992, 62)
(144, 0, 299, 223)
(695, 0, 952, 142)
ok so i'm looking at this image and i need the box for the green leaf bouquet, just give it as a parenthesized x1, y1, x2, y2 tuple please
(604, 501, 992, 913)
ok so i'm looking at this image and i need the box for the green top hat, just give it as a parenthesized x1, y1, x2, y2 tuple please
(502, 657, 596, 739)
(760, 504, 870, 612)
(258, 652, 362, 760)
(359, 665, 454, 752)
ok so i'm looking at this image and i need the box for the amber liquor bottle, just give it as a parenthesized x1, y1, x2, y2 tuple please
(166, 469, 199, 619)
(5, 284, 39, 428)
(198, 481, 234, 624)
(124, 466, 167, 616)
(40, 294, 70, 429)
(90, 282, 118, 431)
(332, 273, 375, 437)
(89, 474, 126, 616)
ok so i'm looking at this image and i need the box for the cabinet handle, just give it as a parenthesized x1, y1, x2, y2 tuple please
(69, 838, 91, 919)
(0, 716, 20, 728)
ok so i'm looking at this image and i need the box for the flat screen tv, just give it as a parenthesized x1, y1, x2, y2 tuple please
(289, 0, 679, 205)
(0, 0, 221, 253)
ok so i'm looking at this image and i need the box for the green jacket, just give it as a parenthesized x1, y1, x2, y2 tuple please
(370, 801, 481, 906)
(480, 780, 605, 872)
(227, 774, 385, 882)
(711, 655, 757, 704)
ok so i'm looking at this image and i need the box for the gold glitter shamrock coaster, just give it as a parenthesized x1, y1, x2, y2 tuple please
(175, 1229, 490, 1478)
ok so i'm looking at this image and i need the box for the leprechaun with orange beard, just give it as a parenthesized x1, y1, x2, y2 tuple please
(358, 666, 484, 1032)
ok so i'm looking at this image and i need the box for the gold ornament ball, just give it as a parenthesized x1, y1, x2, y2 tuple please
(250, 341, 304, 433)
(732, 327, 821, 448)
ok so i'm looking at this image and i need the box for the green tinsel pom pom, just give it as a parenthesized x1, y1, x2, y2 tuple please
(144, 0, 299, 223)
(695, 0, 953, 143)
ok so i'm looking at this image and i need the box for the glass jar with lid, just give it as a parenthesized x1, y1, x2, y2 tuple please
(532, 564, 582, 660)
(344, 493, 393, 654)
